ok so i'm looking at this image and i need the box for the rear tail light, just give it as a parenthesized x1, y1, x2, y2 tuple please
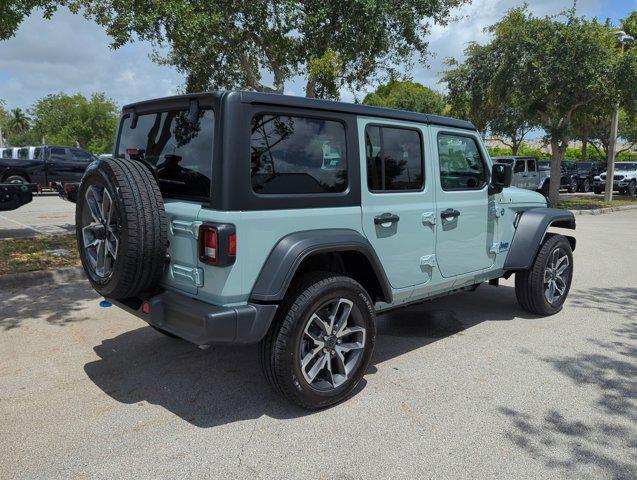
(198, 224, 236, 267)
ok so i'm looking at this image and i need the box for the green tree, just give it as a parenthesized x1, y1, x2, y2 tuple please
(28, 92, 118, 153)
(8, 108, 31, 135)
(0, 1, 64, 40)
(621, 11, 637, 38)
(443, 42, 534, 153)
(362, 80, 445, 115)
(1, 1, 468, 99)
(477, 7, 636, 206)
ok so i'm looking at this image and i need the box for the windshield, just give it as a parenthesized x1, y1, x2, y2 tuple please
(116, 109, 214, 200)
(615, 163, 637, 171)
(578, 162, 592, 169)
(538, 161, 550, 171)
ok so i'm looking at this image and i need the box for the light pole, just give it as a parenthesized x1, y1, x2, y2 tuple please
(605, 30, 634, 202)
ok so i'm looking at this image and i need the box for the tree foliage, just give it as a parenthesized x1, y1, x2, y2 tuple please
(1, 1, 468, 99)
(362, 80, 445, 115)
(444, 6, 637, 205)
(7, 92, 119, 153)
(443, 42, 532, 153)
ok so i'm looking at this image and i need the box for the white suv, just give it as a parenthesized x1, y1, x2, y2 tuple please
(594, 162, 637, 196)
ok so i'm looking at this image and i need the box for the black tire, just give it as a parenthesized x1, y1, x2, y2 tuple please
(259, 272, 376, 409)
(540, 182, 550, 197)
(76, 158, 168, 299)
(593, 187, 603, 195)
(4, 174, 27, 184)
(515, 235, 573, 316)
(619, 188, 626, 195)
(627, 181, 636, 197)
(567, 178, 578, 193)
(581, 179, 591, 193)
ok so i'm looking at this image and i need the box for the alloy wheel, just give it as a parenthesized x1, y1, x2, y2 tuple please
(81, 185, 119, 278)
(299, 297, 366, 391)
(544, 247, 570, 305)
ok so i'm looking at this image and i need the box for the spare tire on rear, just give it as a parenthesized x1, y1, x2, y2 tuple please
(76, 158, 168, 299)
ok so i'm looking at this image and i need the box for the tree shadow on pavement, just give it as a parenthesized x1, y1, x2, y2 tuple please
(0, 281, 99, 331)
(84, 284, 535, 428)
(498, 288, 637, 480)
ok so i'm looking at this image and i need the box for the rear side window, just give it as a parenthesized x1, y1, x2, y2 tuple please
(116, 109, 214, 200)
(34, 147, 42, 160)
(250, 114, 347, 194)
(71, 148, 93, 162)
(50, 147, 67, 160)
(527, 159, 536, 172)
(18, 148, 29, 159)
(365, 125, 424, 191)
(437, 134, 487, 191)
(2, 149, 11, 159)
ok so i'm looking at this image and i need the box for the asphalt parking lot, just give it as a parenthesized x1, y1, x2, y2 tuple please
(0, 194, 75, 238)
(1, 209, 636, 479)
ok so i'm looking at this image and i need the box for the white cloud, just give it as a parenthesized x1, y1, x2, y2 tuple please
(0, 8, 182, 109)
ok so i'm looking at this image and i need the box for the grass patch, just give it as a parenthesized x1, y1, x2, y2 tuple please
(557, 195, 637, 210)
(0, 234, 80, 276)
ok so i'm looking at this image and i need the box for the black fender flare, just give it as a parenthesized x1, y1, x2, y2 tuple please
(504, 207, 576, 270)
(249, 229, 393, 303)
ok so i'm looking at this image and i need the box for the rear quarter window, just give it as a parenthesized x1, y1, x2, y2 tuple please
(250, 114, 347, 194)
(116, 109, 214, 200)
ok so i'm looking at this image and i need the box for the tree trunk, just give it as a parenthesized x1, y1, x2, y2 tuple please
(548, 138, 566, 207)
(581, 138, 587, 161)
(305, 75, 317, 98)
(512, 138, 520, 155)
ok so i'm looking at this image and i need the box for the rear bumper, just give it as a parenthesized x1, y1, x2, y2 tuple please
(111, 290, 278, 346)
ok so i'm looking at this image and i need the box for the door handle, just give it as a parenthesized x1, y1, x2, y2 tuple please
(374, 213, 400, 225)
(440, 208, 460, 220)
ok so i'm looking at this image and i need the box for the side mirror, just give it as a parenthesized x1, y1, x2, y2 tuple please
(489, 163, 512, 194)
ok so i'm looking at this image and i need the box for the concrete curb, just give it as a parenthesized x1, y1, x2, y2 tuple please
(0, 267, 86, 290)
(569, 204, 637, 215)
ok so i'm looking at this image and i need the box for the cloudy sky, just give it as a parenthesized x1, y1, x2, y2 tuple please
(0, 0, 635, 111)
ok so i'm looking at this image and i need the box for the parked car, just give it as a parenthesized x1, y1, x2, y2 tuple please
(492, 156, 550, 195)
(0, 183, 35, 211)
(593, 162, 637, 196)
(74, 92, 576, 409)
(0, 146, 97, 187)
(568, 161, 606, 193)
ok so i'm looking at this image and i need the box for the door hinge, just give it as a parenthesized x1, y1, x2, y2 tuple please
(419, 254, 437, 267)
(421, 211, 436, 226)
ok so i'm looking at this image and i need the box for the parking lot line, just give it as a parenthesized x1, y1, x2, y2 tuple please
(0, 213, 49, 236)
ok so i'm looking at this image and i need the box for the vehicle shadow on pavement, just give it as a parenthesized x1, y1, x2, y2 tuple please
(0, 281, 99, 331)
(498, 287, 637, 480)
(84, 284, 535, 428)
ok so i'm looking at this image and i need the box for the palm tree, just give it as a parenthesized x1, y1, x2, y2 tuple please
(8, 108, 30, 135)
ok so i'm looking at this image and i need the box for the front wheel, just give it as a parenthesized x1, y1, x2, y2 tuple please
(593, 187, 603, 195)
(627, 180, 636, 197)
(515, 235, 573, 316)
(580, 179, 591, 193)
(567, 178, 578, 193)
(259, 273, 376, 409)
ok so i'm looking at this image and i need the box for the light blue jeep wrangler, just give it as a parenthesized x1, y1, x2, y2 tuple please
(76, 92, 576, 409)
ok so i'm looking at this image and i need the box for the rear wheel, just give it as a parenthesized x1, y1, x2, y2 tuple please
(4, 175, 27, 184)
(515, 235, 573, 316)
(593, 187, 603, 194)
(259, 273, 376, 409)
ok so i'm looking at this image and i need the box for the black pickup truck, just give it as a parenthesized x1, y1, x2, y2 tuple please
(0, 146, 96, 187)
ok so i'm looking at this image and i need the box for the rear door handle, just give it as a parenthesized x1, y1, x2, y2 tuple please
(440, 208, 460, 220)
(374, 213, 400, 225)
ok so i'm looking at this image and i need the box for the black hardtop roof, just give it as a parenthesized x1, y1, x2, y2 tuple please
(492, 155, 538, 160)
(122, 90, 477, 131)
